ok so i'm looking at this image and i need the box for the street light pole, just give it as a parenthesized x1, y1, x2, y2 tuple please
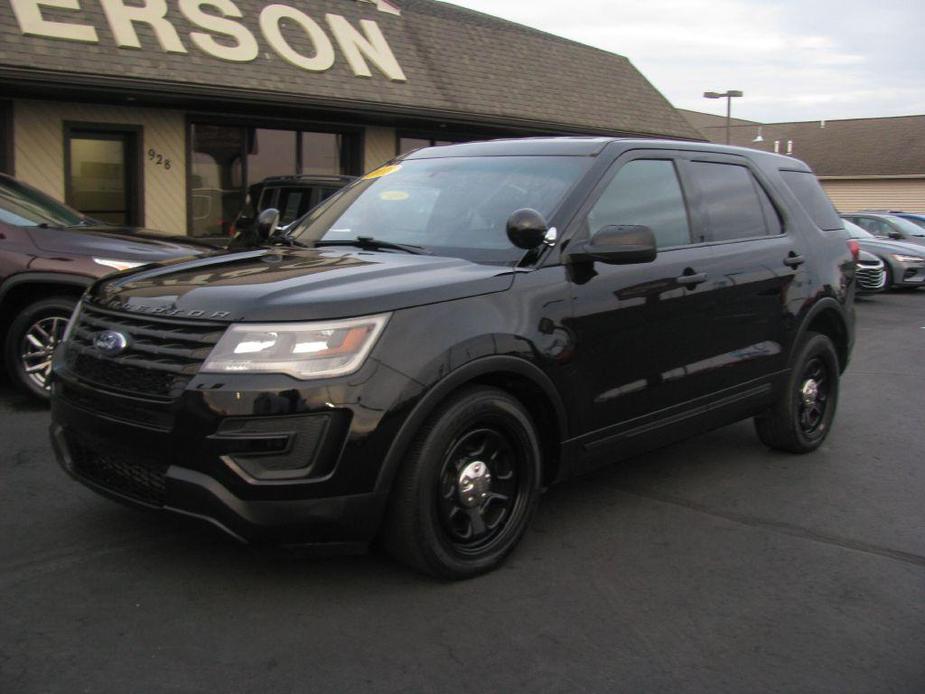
(704, 90, 743, 145)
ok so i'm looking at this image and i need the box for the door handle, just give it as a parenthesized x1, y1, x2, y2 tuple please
(676, 271, 708, 287)
(784, 254, 805, 268)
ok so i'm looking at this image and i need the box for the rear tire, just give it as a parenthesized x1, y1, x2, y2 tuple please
(754, 331, 839, 453)
(4, 296, 76, 401)
(383, 386, 541, 579)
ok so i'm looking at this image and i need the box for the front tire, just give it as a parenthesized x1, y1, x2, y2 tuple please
(754, 332, 839, 453)
(383, 386, 542, 579)
(4, 296, 76, 401)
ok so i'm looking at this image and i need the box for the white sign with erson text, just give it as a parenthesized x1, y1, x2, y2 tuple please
(7, 0, 408, 82)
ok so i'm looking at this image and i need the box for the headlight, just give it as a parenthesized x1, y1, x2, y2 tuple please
(93, 257, 147, 272)
(202, 314, 390, 379)
(892, 254, 925, 264)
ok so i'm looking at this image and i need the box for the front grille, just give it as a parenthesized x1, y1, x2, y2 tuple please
(857, 264, 886, 291)
(65, 303, 226, 400)
(66, 430, 168, 506)
(58, 382, 175, 431)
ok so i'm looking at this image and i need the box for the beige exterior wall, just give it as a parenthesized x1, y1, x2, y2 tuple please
(363, 127, 396, 173)
(821, 178, 925, 213)
(12, 100, 186, 234)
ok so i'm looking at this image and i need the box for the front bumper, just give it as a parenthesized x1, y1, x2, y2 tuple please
(895, 261, 925, 286)
(49, 359, 416, 545)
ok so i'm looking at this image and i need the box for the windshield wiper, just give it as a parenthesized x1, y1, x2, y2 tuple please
(314, 237, 430, 255)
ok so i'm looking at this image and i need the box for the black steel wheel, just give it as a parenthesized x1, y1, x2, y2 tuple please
(383, 386, 541, 579)
(755, 331, 840, 453)
(4, 296, 76, 401)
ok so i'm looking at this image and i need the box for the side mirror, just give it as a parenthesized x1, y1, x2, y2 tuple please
(256, 208, 281, 241)
(507, 208, 549, 250)
(888, 231, 903, 240)
(565, 225, 657, 265)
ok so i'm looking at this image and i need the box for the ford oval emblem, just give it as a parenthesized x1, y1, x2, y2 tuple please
(94, 330, 129, 357)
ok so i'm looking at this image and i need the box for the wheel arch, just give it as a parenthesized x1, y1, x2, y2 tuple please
(796, 298, 851, 373)
(0, 273, 91, 347)
(376, 356, 568, 496)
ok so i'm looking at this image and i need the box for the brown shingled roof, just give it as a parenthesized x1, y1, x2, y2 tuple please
(681, 110, 925, 177)
(0, 0, 702, 140)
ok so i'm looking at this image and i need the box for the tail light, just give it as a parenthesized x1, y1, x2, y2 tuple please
(847, 240, 860, 261)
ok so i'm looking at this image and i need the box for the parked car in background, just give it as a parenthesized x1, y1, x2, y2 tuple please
(0, 173, 212, 399)
(842, 218, 925, 289)
(230, 175, 355, 241)
(855, 249, 886, 294)
(893, 212, 925, 230)
(857, 210, 925, 231)
(841, 212, 925, 246)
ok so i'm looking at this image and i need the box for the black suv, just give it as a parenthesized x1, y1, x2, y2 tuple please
(0, 174, 208, 400)
(50, 139, 856, 578)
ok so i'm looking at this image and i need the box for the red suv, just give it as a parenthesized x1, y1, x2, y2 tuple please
(0, 174, 209, 400)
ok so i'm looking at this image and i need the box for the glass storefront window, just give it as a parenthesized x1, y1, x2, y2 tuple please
(301, 132, 342, 175)
(190, 124, 245, 238)
(248, 129, 297, 184)
(189, 123, 354, 237)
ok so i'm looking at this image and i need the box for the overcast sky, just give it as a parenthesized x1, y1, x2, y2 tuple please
(444, 0, 925, 123)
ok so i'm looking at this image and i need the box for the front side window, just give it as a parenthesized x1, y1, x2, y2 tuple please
(856, 218, 893, 237)
(292, 155, 592, 264)
(692, 161, 775, 242)
(587, 159, 691, 249)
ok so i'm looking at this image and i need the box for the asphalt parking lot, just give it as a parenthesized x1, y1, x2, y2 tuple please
(1, 292, 924, 694)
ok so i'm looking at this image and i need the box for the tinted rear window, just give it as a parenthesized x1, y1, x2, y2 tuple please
(690, 162, 773, 242)
(780, 170, 843, 231)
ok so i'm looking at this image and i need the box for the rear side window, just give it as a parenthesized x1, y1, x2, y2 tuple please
(780, 170, 843, 231)
(690, 161, 778, 242)
(587, 159, 692, 249)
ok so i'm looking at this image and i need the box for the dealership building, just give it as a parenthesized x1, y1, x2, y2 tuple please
(0, 0, 700, 237)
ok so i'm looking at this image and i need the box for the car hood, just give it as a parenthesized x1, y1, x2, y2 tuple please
(88, 248, 517, 322)
(856, 237, 925, 257)
(27, 225, 213, 261)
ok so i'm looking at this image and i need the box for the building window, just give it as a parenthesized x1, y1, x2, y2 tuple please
(190, 123, 246, 238)
(64, 124, 142, 226)
(0, 100, 12, 175)
(189, 122, 357, 237)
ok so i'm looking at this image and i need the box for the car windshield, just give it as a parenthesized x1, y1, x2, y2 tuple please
(0, 177, 88, 228)
(884, 215, 925, 237)
(841, 220, 873, 239)
(899, 215, 925, 231)
(290, 155, 593, 263)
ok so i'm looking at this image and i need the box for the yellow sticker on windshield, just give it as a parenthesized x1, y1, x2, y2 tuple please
(364, 164, 401, 180)
(380, 190, 409, 201)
